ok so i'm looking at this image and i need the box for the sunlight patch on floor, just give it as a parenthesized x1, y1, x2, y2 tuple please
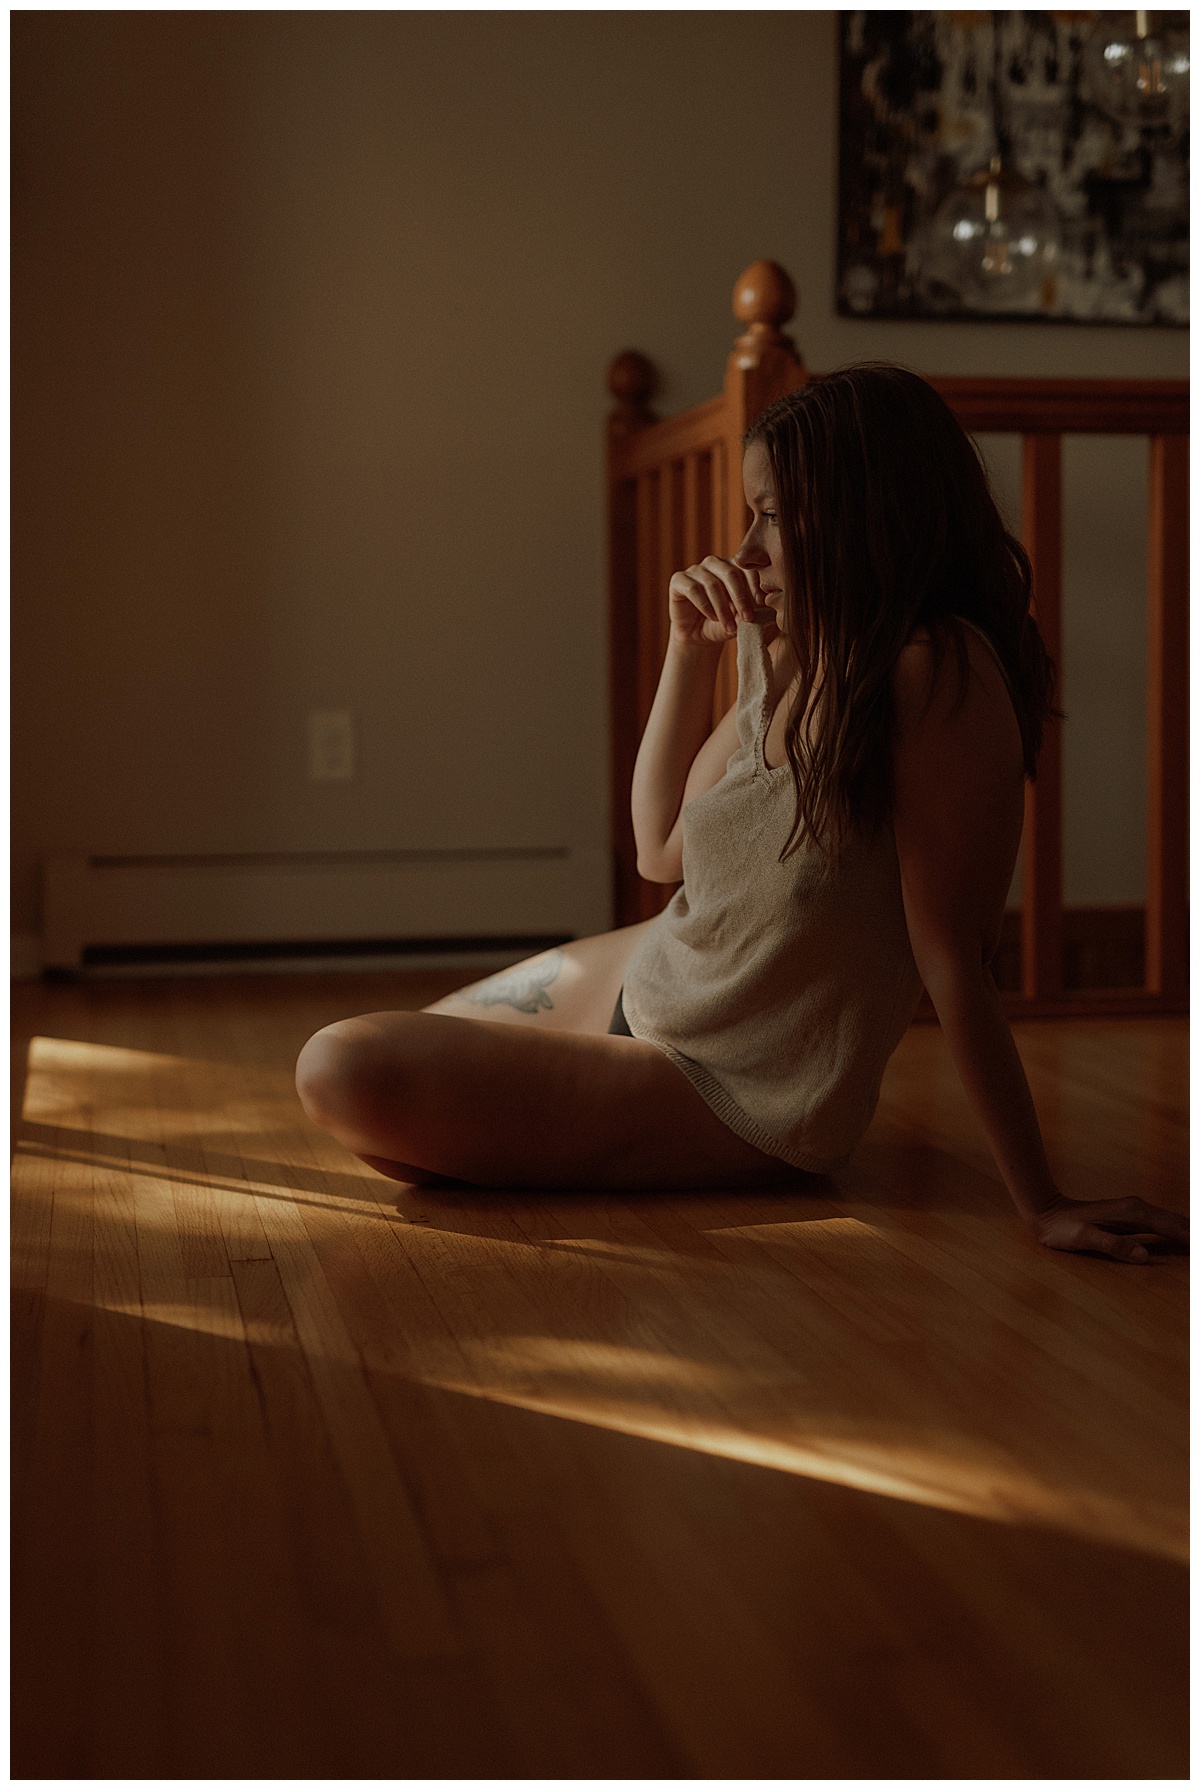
(15, 1137, 390, 1217)
(420, 1353, 1186, 1564)
(73, 1259, 1187, 1567)
(21, 1035, 303, 1137)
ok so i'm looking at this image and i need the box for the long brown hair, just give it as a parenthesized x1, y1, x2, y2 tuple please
(745, 363, 1058, 861)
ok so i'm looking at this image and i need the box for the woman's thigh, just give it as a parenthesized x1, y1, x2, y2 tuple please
(422, 919, 657, 1036)
(295, 1009, 804, 1191)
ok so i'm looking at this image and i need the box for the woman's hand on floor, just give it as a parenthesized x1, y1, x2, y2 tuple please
(1029, 1192, 1189, 1263)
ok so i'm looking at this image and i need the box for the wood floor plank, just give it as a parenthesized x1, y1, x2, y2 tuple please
(87, 1143, 166, 1776)
(448, 1505, 688, 1776)
(11, 1126, 57, 1292)
(231, 1252, 387, 1629)
(168, 1046, 275, 1265)
(248, 1187, 464, 1664)
(134, 1172, 254, 1770)
(12, 1109, 96, 1776)
(229, 1255, 457, 1775)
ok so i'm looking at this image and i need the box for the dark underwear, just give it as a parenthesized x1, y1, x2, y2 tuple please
(608, 986, 634, 1036)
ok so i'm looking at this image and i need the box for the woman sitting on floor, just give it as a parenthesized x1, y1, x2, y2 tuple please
(296, 364, 1186, 1264)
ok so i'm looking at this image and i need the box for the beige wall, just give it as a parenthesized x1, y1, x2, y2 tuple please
(12, 12, 1187, 938)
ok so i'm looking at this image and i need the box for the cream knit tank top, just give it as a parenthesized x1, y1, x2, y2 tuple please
(621, 620, 924, 1173)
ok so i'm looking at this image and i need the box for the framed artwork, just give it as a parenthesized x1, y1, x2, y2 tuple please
(837, 11, 1189, 326)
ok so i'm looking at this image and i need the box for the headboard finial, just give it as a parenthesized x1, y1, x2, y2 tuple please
(607, 350, 657, 442)
(607, 350, 656, 408)
(731, 260, 796, 333)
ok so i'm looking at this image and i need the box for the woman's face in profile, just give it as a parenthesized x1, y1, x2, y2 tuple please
(736, 441, 785, 616)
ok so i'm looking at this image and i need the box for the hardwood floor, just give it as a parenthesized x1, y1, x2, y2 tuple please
(11, 971, 1188, 1778)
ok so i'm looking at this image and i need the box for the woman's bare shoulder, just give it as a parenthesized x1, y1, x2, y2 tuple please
(897, 623, 998, 707)
(894, 625, 1022, 771)
(893, 629, 941, 725)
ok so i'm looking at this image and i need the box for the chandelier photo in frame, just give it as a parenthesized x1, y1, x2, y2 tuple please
(837, 11, 1189, 326)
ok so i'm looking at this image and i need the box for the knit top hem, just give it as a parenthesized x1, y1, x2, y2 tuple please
(621, 1015, 850, 1176)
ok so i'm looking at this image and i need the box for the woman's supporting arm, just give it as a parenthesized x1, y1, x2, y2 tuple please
(891, 634, 1187, 1261)
(914, 945, 1187, 1258)
(917, 948, 1065, 1222)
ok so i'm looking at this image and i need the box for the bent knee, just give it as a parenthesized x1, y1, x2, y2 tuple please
(295, 1020, 360, 1130)
(294, 1015, 415, 1140)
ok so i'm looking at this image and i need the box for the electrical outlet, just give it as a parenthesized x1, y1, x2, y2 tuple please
(307, 709, 355, 781)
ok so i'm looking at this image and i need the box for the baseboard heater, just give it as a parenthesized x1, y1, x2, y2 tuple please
(42, 846, 612, 972)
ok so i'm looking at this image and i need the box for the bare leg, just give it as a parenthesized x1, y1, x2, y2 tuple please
(299, 917, 667, 1187)
(295, 1010, 807, 1192)
(423, 918, 657, 1035)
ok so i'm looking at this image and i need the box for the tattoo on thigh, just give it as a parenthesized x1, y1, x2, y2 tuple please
(468, 949, 565, 1015)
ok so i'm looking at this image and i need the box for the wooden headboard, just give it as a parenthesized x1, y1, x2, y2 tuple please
(605, 260, 1188, 1019)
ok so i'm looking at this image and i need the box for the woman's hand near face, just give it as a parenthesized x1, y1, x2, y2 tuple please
(668, 556, 762, 648)
(630, 556, 761, 884)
